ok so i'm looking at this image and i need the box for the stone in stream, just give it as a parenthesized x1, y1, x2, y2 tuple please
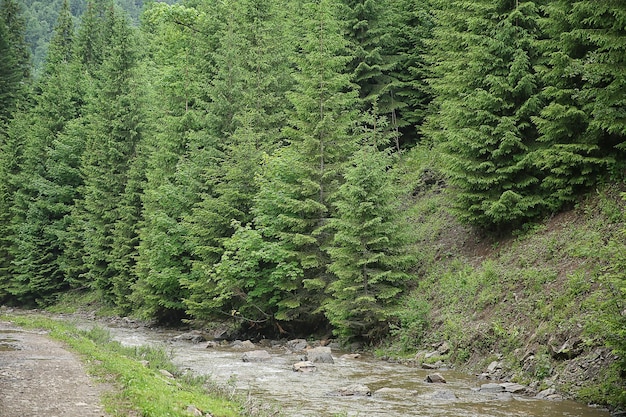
(500, 382, 528, 394)
(286, 339, 309, 352)
(305, 346, 334, 363)
(171, 330, 205, 344)
(232, 340, 256, 350)
(430, 389, 457, 401)
(242, 350, 272, 362)
(425, 373, 446, 383)
(479, 383, 505, 393)
(292, 361, 317, 372)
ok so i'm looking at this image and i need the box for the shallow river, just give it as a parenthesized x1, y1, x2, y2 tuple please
(79, 320, 611, 417)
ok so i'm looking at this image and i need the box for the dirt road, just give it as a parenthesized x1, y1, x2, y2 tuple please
(0, 320, 109, 417)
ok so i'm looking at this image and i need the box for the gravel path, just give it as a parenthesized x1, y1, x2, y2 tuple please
(0, 320, 110, 417)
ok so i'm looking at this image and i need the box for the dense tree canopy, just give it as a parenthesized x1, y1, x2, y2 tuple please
(0, 0, 624, 345)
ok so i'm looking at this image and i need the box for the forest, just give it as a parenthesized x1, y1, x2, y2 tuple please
(0, 0, 625, 394)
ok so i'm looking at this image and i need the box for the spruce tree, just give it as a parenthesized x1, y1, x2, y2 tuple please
(530, 0, 607, 209)
(573, 1, 626, 154)
(184, 0, 295, 321)
(428, 0, 546, 229)
(74, 4, 142, 301)
(5, 0, 86, 304)
(325, 137, 413, 341)
(197, 0, 360, 330)
(133, 1, 222, 320)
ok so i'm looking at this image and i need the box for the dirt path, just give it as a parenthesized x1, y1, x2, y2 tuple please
(0, 320, 110, 417)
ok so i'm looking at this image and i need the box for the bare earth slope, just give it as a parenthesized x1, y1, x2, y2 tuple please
(0, 320, 109, 417)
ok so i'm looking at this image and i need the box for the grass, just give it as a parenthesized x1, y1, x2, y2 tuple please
(384, 157, 626, 409)
(1, 313, 249, 417)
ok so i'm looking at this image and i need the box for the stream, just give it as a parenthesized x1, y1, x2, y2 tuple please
(76, 319, 611, 417)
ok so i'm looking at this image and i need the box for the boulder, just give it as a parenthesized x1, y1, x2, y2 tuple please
(437, 342, 450, 355)
(159, 369, 175, 378)
(186, 405, 203, 416)
(535, 388, 562, 400)
(479, 383, 504, 393)
(551, 338, 584, 360)
(425, 373, 446, 383)
(338, 384, 371, 396)
(286, 339, 309, 352)
(232, 340, 256, 350)
(422, 361, 443, 370)
(306, 346, 334, 364)
(292, 361, 317, 372)
(500, 382, 528, 394)
(487, 361, 501, 373)
(242, 350, 272, 362)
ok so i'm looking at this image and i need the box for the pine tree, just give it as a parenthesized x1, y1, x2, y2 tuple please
(573, 1, 626, 154)
(530, 0, 607, 209)
(196, 0, 360, 330)
(74, 4, 142, 301)
(133, 1, 222, 320)
(427, 0, 546, 229)
(325, 134, 413, 341)
(4, 0, 86, 304)
(184, 0, 295, 321)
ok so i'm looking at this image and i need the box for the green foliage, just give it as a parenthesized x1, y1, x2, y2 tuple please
(325, 142, 414, 341)
(427, 0, 546, 229)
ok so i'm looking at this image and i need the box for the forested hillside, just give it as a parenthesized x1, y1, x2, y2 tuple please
(19, 0, 177, 74)
(0, 0, 625, 407)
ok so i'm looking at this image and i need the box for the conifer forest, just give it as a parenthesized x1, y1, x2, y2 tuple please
(0, 0, 625, 374)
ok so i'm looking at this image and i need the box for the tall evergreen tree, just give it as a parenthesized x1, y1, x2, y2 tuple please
(530, 0, 607, 209)
(573, 1, 626, 155)
(386, 0, 434, 146)
(184, 0, 295, 321)
(133, 1, 223, 320)
(1, 0, 30, 82)
(4, 0, 87, 304)
(73, 3, 142, 301)
(194, 0, 360, 331)
(325, 134, 413, 341)
(428, 0, 546, 229)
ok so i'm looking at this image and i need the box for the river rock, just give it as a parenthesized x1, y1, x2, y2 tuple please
(425, 373, 446, 383)
(550, 337, 584, 360)
(172, 330, 205, 344)
(286, 339, 309, 352)
(487, 361, 501, 373)
(232, 340, 256, 350)
(479, 383, 504, 393)
(535, 388, 563, 400)
(305, 346, 334, 364)
(159, 369, 175, 378)
(292, 361, 317, 372)
(500, 382, 528, 394)
(341, 353, 361, 359)
(242, 350, 272, 362)
(374, 387, 417, 396)
(338, 384, 371, 396)
(422, 361, 443, 370)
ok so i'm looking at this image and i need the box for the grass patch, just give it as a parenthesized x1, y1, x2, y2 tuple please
(1, 313, 250, 417)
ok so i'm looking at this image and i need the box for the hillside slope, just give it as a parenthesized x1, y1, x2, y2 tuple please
(389, 153, 626, 409)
